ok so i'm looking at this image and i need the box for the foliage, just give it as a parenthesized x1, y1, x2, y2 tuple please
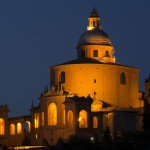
(41, 138, 50, 146)
(22, 136, 31, 146)
(64, 134, 92, 150)
(56, 138, 64, 145)
(37, 132, 150, 150)
(103, 126, 112, 142)
(0, 144, 8, 150)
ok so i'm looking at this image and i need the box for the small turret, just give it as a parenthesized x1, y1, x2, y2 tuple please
(31, 99, 34, 109)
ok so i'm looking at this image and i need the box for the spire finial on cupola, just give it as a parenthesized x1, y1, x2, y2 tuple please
(90, 5, 99, 18)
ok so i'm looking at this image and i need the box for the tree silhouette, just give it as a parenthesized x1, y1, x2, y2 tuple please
(103, 126, 111, 142)
(41, 138, 49, 146)
(22, 136, 31, 146)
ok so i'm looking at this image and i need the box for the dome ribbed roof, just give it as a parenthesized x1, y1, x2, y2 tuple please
(77, 28, 112, 47)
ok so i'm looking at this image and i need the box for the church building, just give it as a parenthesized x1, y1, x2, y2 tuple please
(0, 8, 144, 146)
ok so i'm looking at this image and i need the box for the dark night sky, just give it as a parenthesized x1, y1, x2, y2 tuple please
(0, 0, 150, 117)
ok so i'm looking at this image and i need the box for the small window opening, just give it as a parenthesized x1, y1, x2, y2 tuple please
(120, 72, 126, 84)
(93, 50, 98, 57)
(105, 51, 110, 57)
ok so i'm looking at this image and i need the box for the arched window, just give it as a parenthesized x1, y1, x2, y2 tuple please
(67, 110, 74, 128)
(120, 72, 126, 84)
(59, 71, 65, 83)
(34, 113, 40, 128)
(24, 121, 31, 132)
(93, 116, 98, 128)
(102, 114, 108, 131)
(108, 113, 113, 131)
(17, 123, 22, 134)
(48, 103, 57, 125)
(10, 124, 15, 135)
(0, 118, 4, 135)
(79, 110, 87, 128)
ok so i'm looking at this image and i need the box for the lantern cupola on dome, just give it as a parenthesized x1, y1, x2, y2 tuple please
(87, 8, 101, 31)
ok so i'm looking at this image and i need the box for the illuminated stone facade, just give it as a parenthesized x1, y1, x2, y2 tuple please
(0, 8, 144, 146)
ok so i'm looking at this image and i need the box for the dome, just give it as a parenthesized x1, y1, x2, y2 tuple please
(77, 28, 112, 47)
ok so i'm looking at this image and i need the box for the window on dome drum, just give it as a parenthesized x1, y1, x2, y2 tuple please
(120, 72, 126, 84)
(93, 116, 98, 128)
(59, 71, 65, 83)
(79, 110, 88, 128)
(93, 50, 98, 57)
(81, 50, 85, 58)
(67, 110, 74, 128)
(0, 118, 4, 135)
(17, 123, 22, 134)
(94, 79, 96, 83)
(48, 103, 57, 126)
(10, 124, 15, 135)
(105, 50, 110, 57)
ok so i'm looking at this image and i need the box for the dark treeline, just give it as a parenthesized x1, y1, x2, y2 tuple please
(38, 131, 150, 150)
(5, 129, 150, 150)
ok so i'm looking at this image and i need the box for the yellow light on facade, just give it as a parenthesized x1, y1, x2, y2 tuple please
(17, 123, 22, 134)
(91, 137, 94, 140)
(87, 27, 94, 31)
(90, 137, 94, 143)
(78, 117, 83, 122)
(35, 134, 38, 139)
